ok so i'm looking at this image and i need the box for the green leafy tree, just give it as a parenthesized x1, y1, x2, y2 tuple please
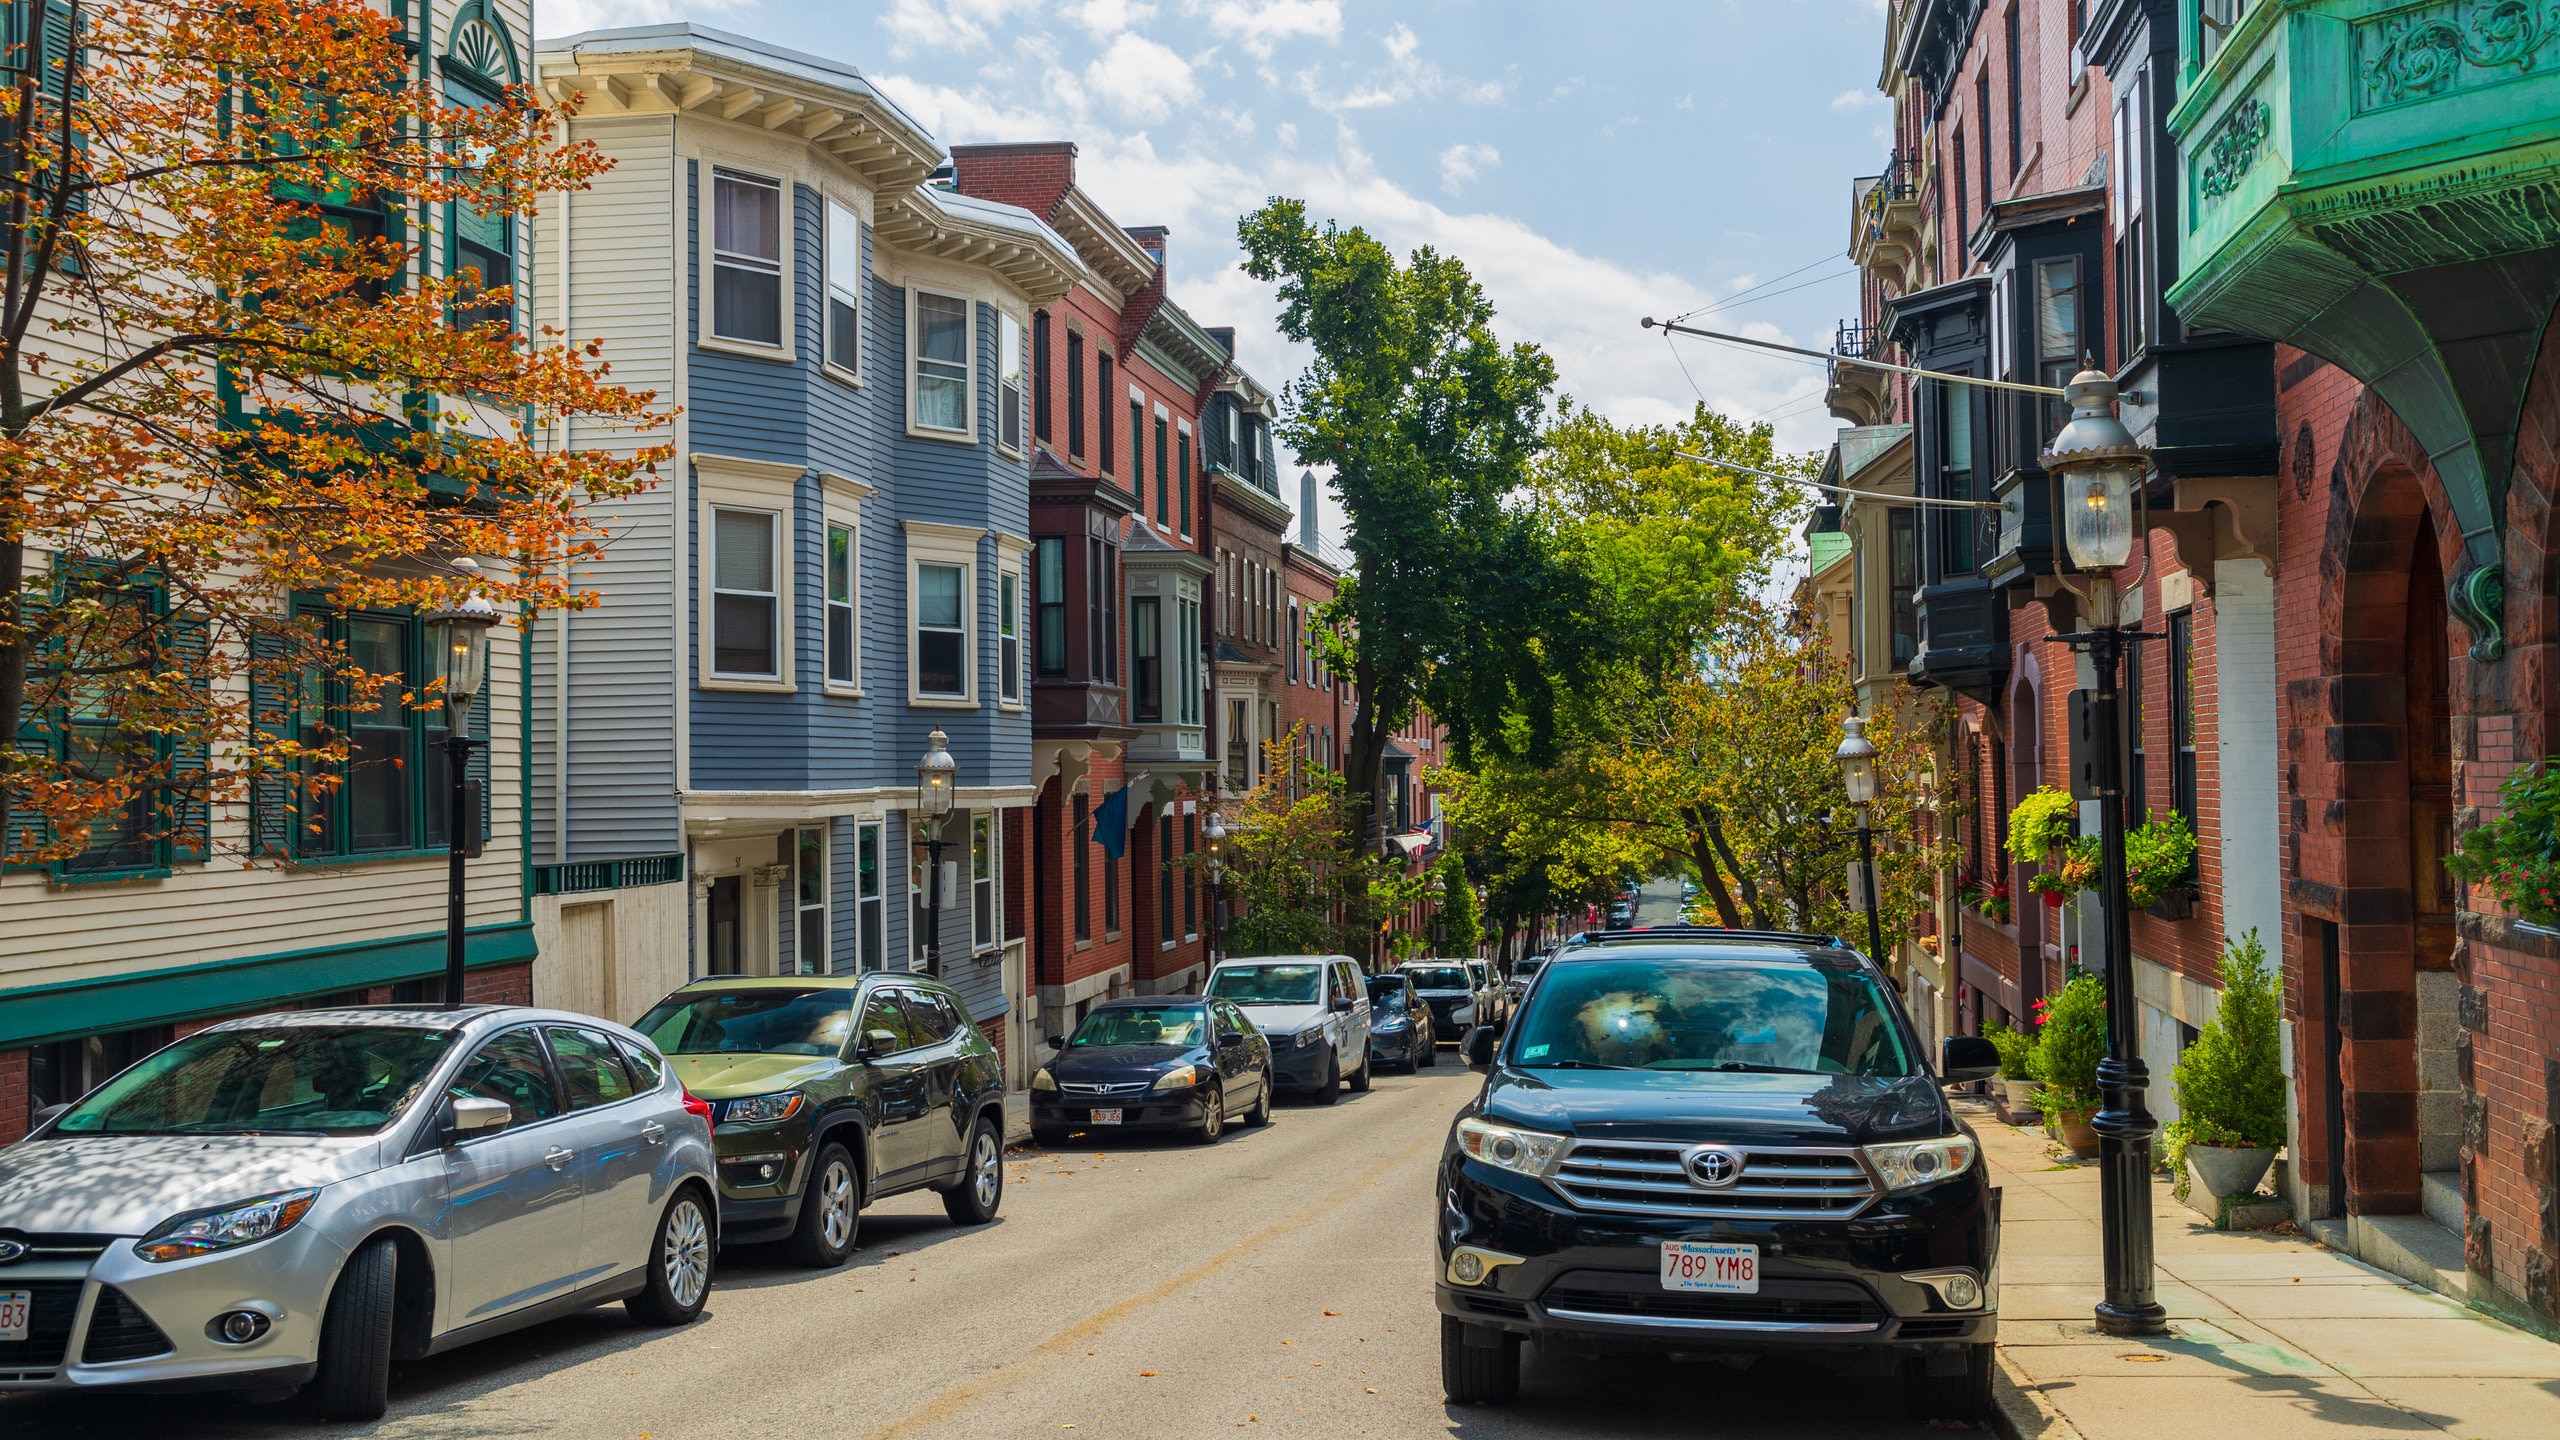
(2168, 930, 2288, 1150)
(1434, 850, 1483, 956)
(2030, 972, 2108, 1114)
(1239, 200, 1600, 844)
(1191, 728, 1421, 957)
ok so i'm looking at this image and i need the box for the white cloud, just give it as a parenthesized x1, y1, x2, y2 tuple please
(1299, 20, 1504, 112)
(1829, 86, 1887, 111)
(1382, 22, 1420, 65)
(878, 0, 1045, 58)
(1200, 0, 1343, 60)
(1083, 33, 1202, 123)
(536, 0, 755, 37)
(1437, 142, 1499, 196)
(1068, 0, 1158, 40)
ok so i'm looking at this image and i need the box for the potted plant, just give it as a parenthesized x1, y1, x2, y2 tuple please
(2030, 972, 2106, 1157)
(2446, 759, 2560, 925)
(1983, 1019, 2039, 1116)
(2123, 812, 2198, 911)
(2167, 929, 2288, 1200)
(2009, 788, 2090, 907)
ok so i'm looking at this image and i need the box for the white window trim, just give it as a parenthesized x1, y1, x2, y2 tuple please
(996, 311, 1026, 461)
(856, 818, 887, 972)
(904, 520, 987, 708)
(971, 808, 1001, 953)
(995, 533, 1031, 712)
(1166, 406, 1186, 539)
(822, 197, 864, 388)
(821, 472, 872, 697)
(700, 164, 795, 364)
(907, 287, 978, 444)
(695, 453, 808, 693)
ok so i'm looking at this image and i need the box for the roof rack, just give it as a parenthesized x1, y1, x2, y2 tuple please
(1566, 926, 1851, 950)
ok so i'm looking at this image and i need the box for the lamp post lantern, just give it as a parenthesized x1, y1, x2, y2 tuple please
(1203, 806, 1228, 966)
(1833, 715, 1889, 975)
(424, 580, 499, 1010)
(915, 728, 958, 977)
(2042, 366, 2169, 1339)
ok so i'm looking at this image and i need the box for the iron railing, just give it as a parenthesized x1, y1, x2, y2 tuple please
(532, 853, 686, 896)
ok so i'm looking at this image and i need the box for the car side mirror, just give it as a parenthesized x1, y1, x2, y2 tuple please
(1940, 1035, 2001, 1085)
(29, 1102, 69, 1132)
(445, 1096, 512, 1139)
(1330, 995, 1354, 1013)
(1462, 1026, 1498, 1069)
(856, 1028, 901, 1061)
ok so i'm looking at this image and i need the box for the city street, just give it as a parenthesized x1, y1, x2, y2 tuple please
(4, 1057, 1941, 1440)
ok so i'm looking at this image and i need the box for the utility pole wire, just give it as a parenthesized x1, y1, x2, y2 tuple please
(1643, 317, 2071, 397)
(1671, 453, 2009, 511)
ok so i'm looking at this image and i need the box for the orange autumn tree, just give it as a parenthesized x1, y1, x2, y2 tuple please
(0, 1, 668, 865)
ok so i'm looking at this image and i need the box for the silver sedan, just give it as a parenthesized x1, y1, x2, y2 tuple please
(0, 1006, 718, 1420)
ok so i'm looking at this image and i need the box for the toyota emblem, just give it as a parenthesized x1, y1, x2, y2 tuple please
(1685, 1146, 1744, 1189)
(0, 1238, 26, 1265)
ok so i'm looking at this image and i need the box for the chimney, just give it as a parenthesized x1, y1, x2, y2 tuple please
(1125, 225, 1169, 274)
(1299, 470, 1320, 551)
(947, 141, 1077, 218)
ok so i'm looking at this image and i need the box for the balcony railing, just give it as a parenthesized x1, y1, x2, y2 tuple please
(533, 853, 686, 896)
(1833, 320, 1876, 360)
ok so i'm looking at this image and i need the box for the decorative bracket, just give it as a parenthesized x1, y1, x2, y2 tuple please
(2448, 561, 2507, 663)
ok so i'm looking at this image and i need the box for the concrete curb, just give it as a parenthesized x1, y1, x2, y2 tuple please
(1989, 1349, 2086, 1440)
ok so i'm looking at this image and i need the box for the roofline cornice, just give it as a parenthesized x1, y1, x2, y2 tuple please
(875, 190, 1089, 308)
(1049, 187, 1158, 300)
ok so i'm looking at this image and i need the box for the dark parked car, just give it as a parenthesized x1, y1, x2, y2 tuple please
(633, 975, 1009, 1269)
(1031, 998, 1272, 1144)
(1401, 961, 1481, 1042)
(1366, 972, 1436, 1072)
(1436, 928, 2002, 1421)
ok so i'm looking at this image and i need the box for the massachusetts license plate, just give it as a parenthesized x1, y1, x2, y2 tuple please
(1660, 1241, 1758, 1293)
(1089, 1108, 1123, 1125)
(0, 1290, 28, 1343)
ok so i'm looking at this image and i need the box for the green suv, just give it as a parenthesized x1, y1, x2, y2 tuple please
(633, 973, 1009, 1268)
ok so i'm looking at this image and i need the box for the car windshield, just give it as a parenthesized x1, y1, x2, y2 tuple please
(1510, 957, 1913, 1076)
(1511, 959, 1545, 979)
(1072, 1007, 1207, 1047)
(1406, 966, 1472, 991)
(1208, 964, 1322, 1005)
(1366, 975, 1411, 1003)
(52, 1025, 455, 1137)
(637, 989, 856, 1057)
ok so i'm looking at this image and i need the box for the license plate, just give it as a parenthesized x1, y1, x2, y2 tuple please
(1089, 1108, 1123, 1125)
(1660, 1241, 1758, 1293)
(0, 1290, 28, 1343)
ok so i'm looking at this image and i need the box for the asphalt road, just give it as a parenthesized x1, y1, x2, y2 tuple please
(9, 1056, 1946, 1440)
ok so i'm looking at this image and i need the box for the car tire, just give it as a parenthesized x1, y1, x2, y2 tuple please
(311, 1235, 396, 1423)
(626, 1187, 714, 1327)
(1904, 1344, 1994, 1424)
(1313, 1052, 1340, 1105)
(1192, 1087, 1226, 1144)
(1439, 1315, 1520, 1405)
(786, 1142, 860, 1268)
(943, 1114, 1006, 1224)
(1244, 1079, 1272, 1127)
(1349, 1051, 1372, 1093)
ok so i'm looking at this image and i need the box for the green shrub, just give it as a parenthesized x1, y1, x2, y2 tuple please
(2007, 787, 2079, 864)
(2123, 812, 2198, 907)
(2167, 929, 2287, 1151)
(1982, 1019, 2035, 1080)
(2029, 972, 2106, 1113)
(2445, 759, 2560, 925)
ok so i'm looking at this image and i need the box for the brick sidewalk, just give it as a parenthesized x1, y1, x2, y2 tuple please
(1976, 1104, 2560, 1440)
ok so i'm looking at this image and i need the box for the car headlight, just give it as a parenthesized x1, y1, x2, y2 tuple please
(1153, 1065, 1201, 1090)
(1032, 1067, 1058, 1092)
(1455, 1117, 1568, 1179)
(135, 1189, 321, 1263)
(1373, 1012, 1407, 1031)
(1863, 1135, 1978, 1190)
(1294, 1027, 1325, 1049)
(720, 1092, 806, 1125)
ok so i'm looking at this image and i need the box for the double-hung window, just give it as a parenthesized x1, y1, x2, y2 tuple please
(826, 522, 857, 686)
(1065, 331, 1085, 458)
(1035, 537, 1068, 675)
(915, 562, 968, 698)
(1097, 355, 1116, 474)
(281, 607, 482, 860)
(713, 509, 780, 678)
(1073, 795, 1091, 941)
(1178, 424, 1193, 535)
(914, 292, 971, 434)
(1086, 537, 1118, 684)
(1031, 312, 1051, 445)
(795, 826, 827, 975)
(1177, 596, 1202, 725)
(972, 812, 996, 949)
(711, 168, 784, 348)
(998, 311, 1026, 455)
(1158, 814, 1175, 947)
(824, 199, 861, 376)
(999, 566, 1023, 703)
(855, 820, 887, 971)
(1289, 603, 1302, 683)
(1130, 396, 1148, 518)
(1156, 415, 1172, 530)
(1182, 812, 1197, 935)
(2168, 609, 2199, 835)
(1131, 596, 1162, 722)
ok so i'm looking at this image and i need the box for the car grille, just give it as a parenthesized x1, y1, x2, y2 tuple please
(1547, 1139, 1878, 1219)
(0, 1280, 83, 1372)
(0, 1233, 113, 1263)
(1059, 1081, 1150, 1097)
(80, 1286, 174, 1364)
(1897, 1317, 1971, 1339)
(1541, 1282, 1884, 1330)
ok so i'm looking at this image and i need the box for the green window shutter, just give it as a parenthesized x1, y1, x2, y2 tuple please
(247, 630, 298, 857)
(465, 730, 490, 855)
(4, 725, 57, 871)
(34, 0, 84, 215)
(164, 611, 211, 863)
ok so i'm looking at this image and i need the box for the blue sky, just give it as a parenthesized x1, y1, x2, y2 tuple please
(540, 1, 1894, 544)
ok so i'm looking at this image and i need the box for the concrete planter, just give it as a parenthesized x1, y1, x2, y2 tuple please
(2002, 1078, 2042, 1113)
(2051, 1107, 2101, 1158)
(2188, 1144, 2276, 1200)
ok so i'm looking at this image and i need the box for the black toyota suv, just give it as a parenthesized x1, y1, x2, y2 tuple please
(1435, 928, 2002, 1420)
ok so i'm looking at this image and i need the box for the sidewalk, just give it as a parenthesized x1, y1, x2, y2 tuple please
(1976, 1103, 2560, 1440)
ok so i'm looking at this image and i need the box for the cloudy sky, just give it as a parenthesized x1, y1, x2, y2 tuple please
(538, 1, 1893, 546)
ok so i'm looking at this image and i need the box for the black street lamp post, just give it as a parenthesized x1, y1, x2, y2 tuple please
(1204, 806, 1227, 966)
(1834, 715, 1890, 972)
(425, 579, 499, 1010)
(2043, 367, 2170, 1339)
(916, 728, 957, 978)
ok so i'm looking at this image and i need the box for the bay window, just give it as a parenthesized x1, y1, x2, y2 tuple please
(999, 310, 1025, 455)
(1178, 595, 1202, 725)
(914, 292, 971, 434)
(712, 508, 780, 678)
(915, 561, 968, 698)
(825, 198, 861, 376)
(711, 168, 784, 348)
(1132, 596, 1162, 722)
(1000, 566, 1023, 703)
(1035, 536, 1067, 675)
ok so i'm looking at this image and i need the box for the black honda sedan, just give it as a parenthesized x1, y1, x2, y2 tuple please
(1031, 997, 1273, 1145)
(1436, 929, 2002, 1421)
